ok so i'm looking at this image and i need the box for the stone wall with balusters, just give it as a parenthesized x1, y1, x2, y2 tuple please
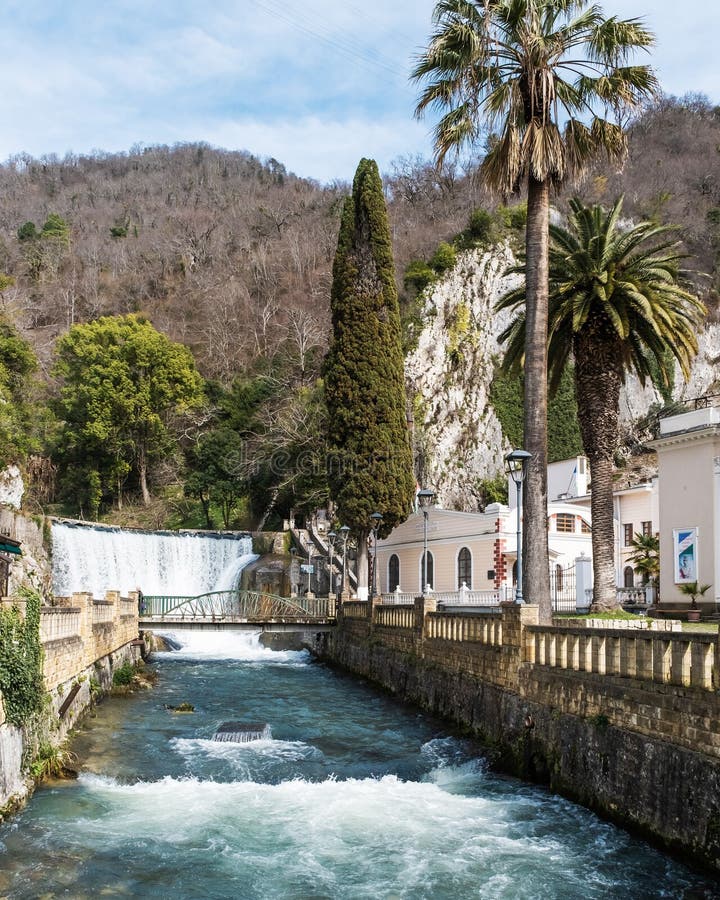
(319, 597, 720, 871)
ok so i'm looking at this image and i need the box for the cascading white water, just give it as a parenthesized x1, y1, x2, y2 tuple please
(51, 521, 257, 598)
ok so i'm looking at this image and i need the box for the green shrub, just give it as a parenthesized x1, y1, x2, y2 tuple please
(497, 202, 527, 230)
(403, 259, 436, 293)
(30, 743, 77, 781)
(429, 241, 457, 273)
(467, 208, 494, 242)
(112, 662, 135, 687)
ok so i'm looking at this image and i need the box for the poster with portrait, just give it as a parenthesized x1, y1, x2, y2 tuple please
(673, 528, 698, 583)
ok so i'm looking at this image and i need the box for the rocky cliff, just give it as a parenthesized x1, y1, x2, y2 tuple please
(407, 241, 719, 509)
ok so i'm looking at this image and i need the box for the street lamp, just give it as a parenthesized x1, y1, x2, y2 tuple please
(327, 531, 336, 598)
(370, 512, 383, 598)
(306, 544, 314, 596)
(339, 525, 350, 599)
(505, 449, 532, 604)
(289, 547, 298, 597)
(417, 488, 436, 596)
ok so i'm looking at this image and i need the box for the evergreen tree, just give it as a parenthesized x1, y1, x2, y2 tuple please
(53, 314, 204, 515)
(324, 159, 415, 598)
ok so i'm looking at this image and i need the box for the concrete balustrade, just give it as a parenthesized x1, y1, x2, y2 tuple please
(425, 611, 503, 645)
(40, 607, 81, 643)
(527, 626, 717, 691)
(341, 600, 368, 620)
(93, 600, 115, 625)
(375, 605, 415, 630)
(336, 595, 719, 696)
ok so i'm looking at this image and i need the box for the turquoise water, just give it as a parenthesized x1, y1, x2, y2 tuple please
(0, 630, 717, 899)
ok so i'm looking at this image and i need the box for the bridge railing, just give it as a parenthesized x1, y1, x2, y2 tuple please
(141, 590, 332, 620)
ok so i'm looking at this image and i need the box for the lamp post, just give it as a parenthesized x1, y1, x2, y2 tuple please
(289, 547, 298, 597)
(417, 488, 436, 597)
(370, 512, 383, 598)
(306, 544, 314, 597)
(505, 449, 532, 604)
(339, 525, 350, 600)
(327, 531, 336, 598)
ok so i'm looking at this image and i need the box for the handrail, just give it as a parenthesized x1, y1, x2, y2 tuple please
(141, 589, 331, 620)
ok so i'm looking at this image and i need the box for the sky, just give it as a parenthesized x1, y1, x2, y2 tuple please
(1, 1, 717, 184)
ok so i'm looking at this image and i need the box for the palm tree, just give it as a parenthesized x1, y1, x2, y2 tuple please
(627, 531, 659, 588)
(498, 197, 705, 610)
(413, 0, 657, 622)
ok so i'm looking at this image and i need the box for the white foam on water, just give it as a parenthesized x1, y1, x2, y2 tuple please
(172, 737, 322, 765)
(154, 628, 309, 665)
(51, 521, 256, 597)
(59, 771, 682, 899)
(212, 552, 259, 591)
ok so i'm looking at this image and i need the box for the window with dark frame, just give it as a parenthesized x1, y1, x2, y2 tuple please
(624, 523, 634, 546)
(388, 554, 400, 592)
(457, 547, 472, 589)
(421, 551, 434, 591)
(642, 521, 652, 537)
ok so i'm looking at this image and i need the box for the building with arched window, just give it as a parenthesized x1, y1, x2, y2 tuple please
(374, 457, 658, 601)
(375, 500, 593, 599)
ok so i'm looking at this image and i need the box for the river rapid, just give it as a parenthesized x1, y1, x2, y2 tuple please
(0, 630, 717, 899)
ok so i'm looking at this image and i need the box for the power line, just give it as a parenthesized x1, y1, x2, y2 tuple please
(247, 0, 409, 82)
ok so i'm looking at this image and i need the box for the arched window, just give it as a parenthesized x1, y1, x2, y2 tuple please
(457, 547, 472, 589)
(421, 551, 434, 591)
(555, 563, 564, 592)
(624, 566, 635, 588)
(389, 554, 400, 592)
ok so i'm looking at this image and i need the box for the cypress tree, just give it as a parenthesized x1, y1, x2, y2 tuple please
(324, 159, 415, 598)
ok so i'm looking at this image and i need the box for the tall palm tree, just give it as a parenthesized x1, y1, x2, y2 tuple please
(413, 0, 657, 622)
(498, 196, 705, 610)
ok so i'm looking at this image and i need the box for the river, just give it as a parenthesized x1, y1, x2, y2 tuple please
(0, 630, 716, 899)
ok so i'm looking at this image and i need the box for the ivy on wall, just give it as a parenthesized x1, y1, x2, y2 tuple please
(0, 586, 44, 726)
(490, 362, 583, 463)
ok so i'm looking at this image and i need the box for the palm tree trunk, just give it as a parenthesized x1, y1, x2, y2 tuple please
(523, 176, 552, 622)
(574, 330, 623, 612)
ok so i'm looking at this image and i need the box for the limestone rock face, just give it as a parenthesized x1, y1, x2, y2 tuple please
(0, 466, 24, 511)
(407, 241, 720, 508)
(406, 243, 521, 511)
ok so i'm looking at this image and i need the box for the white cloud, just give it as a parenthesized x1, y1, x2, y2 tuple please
(0, 0, 717, 183)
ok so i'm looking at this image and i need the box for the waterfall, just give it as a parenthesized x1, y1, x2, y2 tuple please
(51, 521, 257, 598)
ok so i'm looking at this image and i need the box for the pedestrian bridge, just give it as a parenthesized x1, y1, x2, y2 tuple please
(140, 589, 335, 631)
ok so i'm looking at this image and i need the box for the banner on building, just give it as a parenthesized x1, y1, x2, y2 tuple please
(673, 527, 698, 583)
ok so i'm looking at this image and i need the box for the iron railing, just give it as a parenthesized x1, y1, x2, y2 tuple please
(141, 590, 331, 620)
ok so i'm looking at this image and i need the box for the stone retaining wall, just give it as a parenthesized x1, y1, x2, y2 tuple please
(315, 600, 720, 871)
(0, 591, 141, 817)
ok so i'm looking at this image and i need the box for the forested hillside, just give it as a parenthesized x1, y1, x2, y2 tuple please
(0, 95, 718, 527)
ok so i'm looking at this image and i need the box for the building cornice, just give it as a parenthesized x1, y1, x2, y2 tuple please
(648, 425, 720, 451)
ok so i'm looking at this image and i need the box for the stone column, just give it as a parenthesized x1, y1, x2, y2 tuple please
(75, 592, 94, 668)
(414, 594, 436, 649)
(575, 554, 592, 611)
